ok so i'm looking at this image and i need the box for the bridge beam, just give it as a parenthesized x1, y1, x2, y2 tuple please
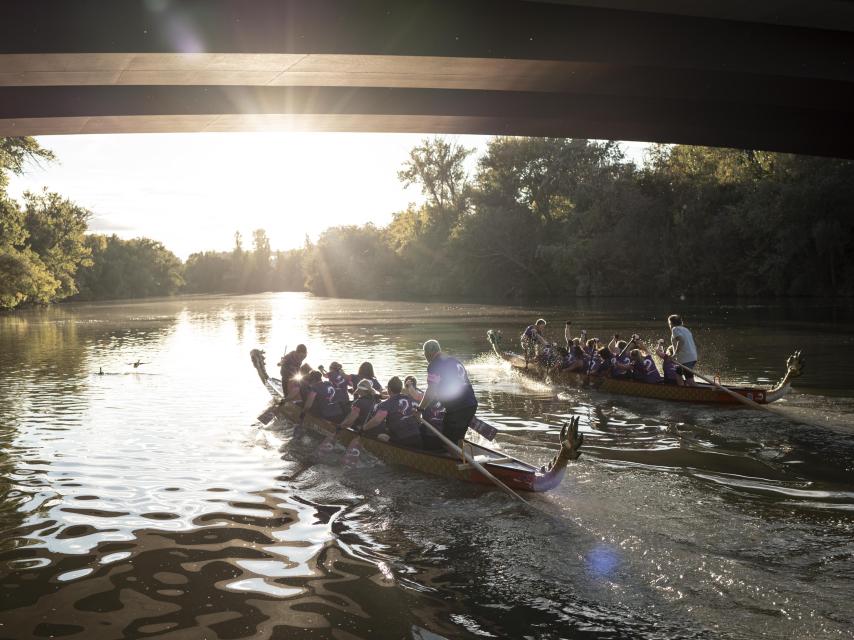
(1, 1, 853, 157)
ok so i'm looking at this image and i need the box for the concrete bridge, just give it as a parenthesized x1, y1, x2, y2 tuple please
(2, 0, 853, 157)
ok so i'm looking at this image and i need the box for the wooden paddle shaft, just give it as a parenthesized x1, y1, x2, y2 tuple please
(678, 362, 826, 429)
(417, 416, 529, 505)
(678, 362, 767, 410)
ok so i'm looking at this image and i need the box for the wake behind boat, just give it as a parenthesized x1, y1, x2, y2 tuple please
(487, 330, 803, 406)
(250, 349, 583, 493)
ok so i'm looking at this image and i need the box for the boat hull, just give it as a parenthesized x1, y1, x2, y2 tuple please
(249, 349, 581, 493)
(489, 333, 801, 406)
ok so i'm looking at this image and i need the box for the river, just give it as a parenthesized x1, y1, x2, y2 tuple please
(1, 293, 853, 639)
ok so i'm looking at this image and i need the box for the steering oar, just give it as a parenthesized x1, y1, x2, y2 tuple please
(416, 415, 529, 507)
(677, 362, 826, 429)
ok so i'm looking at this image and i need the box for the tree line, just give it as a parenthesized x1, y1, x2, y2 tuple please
(2, 134, 852, 311)
(304, 137, 854, 300)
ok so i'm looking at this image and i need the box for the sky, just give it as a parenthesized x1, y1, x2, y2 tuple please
(7, 133, 650, 259)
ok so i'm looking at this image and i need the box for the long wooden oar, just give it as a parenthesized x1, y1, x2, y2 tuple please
(678, 362, 826, 429)
(417, 416, 529, 506)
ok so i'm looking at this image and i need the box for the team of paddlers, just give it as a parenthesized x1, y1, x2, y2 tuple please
(521, 314, 699, 387)
(277, 339, 478, 451)
(275, 314, 697, 449)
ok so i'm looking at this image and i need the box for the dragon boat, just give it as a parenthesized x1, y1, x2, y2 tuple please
(487, 330, 803, 406)
(250, 349, 583, 493)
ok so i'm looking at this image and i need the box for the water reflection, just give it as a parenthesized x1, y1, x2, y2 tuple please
(0, 293, 853, 639)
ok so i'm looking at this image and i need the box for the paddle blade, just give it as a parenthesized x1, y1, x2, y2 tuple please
(468, 416, 498, 441)
(257, 407, 277, 425)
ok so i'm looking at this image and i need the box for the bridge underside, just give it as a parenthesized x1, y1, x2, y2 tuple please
(2, 1, 853, 157)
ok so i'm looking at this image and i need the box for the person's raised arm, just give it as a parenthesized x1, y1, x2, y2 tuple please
(654, 339, 667, 359)
(608, 334, 620, 355)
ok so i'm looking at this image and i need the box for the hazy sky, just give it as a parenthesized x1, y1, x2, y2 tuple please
(7, 133, 649, 258)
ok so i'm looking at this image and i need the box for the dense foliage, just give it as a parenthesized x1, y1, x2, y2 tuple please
(73, 234, 184, 301)
(2, 134, 853, 310)
(1, 138, 91, 309)
(183, 230, 306, 295)
(304, 138, 854, 299)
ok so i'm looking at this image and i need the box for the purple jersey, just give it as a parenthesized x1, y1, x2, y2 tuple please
(327, 369, 349, 403)
(590, 356, 611, 376)
(633, 356, 662, 384)
(424, 401, 446, 428)
(522, 325, 539, 341)
(375, 394, 421, 443)
(610, 355, 631, 378)
(427, 355, 478, 412)
(310, 381, 344, 419)
(662, 355, 680, 383)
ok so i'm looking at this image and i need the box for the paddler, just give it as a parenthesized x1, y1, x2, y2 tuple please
(320, 361, 351, 414)
(301, 370, 345, 424)
(520, 318, 548, 361)
(340, 379, 381, 431)
(404, 375, 446, 451)
(359, 377, 423, 448)
(417, 339, 478, 446)
(279, 344, 307, 387)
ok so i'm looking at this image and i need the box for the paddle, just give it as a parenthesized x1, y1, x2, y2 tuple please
(416, 415, 529, 506)
(618, 334, 638, 358)
(677, 361, 826, 429)
(468, 416, 499, 441)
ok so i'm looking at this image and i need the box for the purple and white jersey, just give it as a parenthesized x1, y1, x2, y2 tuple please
(427, 355, 477, 412)
(521, 325, 539, 341)
(310, 381, 344, 418)
(590, 356, 611, 376)
(662, 355, 680, 382)
(610, 355, 631, 378)
(327, 369, 349, 403)
(424, 401, 446, 428)
(633, 356, 662, 384)
(376, 393, 421, 441)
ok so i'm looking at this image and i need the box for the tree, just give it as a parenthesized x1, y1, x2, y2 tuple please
(22, 188, 92, 300)
(73, 235, 184, 301)
(398, 137, 473, 220)
(304, 225, 403, 298)
(1, 138, 92, 310)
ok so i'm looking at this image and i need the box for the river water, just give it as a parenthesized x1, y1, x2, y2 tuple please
(1, 293, 853, 640)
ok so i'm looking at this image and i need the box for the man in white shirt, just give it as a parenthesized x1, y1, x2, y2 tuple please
(668, 314, 698, 386)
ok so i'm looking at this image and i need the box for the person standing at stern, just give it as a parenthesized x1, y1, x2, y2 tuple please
(418, 339, 478, 446)
(668, 314, 698, 386)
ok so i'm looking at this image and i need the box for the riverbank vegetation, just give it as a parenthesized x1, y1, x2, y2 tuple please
(2, 135, 852, 310)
